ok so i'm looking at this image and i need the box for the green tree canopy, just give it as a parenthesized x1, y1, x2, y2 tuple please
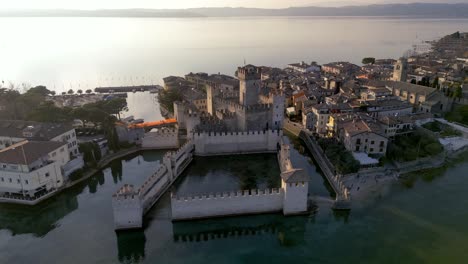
(362, 57, 376, 65)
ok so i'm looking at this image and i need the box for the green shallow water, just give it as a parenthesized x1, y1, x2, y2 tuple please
(1, 137, 467, 264)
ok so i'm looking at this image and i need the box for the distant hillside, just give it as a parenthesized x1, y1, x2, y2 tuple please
(2, 3, 468, 18)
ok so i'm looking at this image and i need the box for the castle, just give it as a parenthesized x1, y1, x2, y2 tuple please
(175, 65, 285, 133)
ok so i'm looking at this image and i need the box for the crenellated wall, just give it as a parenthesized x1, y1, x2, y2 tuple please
(192, 130, 282, 156)
(112, 184, 144, 230)
(171, 188, 284, 221)
(141, 129, 179, 149)
(112, 141, 194, 230)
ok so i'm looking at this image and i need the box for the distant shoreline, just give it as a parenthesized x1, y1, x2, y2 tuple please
(1, 3, 468, 18)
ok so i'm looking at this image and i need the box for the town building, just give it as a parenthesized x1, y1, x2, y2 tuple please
(339, 118, 388, 155)
(287, 61, 321, 73)
(0, 120, 79, 156)
(0, 141, 69, 198)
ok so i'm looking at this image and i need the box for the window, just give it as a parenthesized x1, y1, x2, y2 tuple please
(45, 173, 50, 177)
(9, 178, 12, 183)
(356, 139, 361, 145)
(25, 180, 29, 185)
(371, 141, 375, 145)
(2, 165, 5, 169)
(0, 177, 3, 182)
(380, 141, 385, 147)
(17, 179, 20, 184)
(370, 148, 374, 152)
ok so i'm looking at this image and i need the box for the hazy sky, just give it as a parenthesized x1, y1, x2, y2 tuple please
(0, 0, 466, 10)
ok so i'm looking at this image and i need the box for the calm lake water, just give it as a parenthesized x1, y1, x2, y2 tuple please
(0, 17, 467, 91)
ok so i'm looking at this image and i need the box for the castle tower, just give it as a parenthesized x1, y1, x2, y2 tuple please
(238, 65, 262, 106)
(206, 82, 219, 116)
(271, 92, 285, 130)
(281, 169, 309, 215)
(392, 57, 408, 82)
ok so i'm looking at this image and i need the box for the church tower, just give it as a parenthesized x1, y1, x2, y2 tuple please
(392, 57, 408, 82)
(238, 65, 261, 106)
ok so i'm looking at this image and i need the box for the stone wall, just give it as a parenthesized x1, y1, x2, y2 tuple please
(112, 141, 194, 230)
(112, 184, 144, 230)
(141, 129, 179, 149)
(171, 188, 284, 221)
(192, 130, 282, 156)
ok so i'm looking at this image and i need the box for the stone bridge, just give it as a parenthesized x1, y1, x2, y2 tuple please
(298, 130, 351, 210)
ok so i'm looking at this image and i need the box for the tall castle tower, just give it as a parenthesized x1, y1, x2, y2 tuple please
(392, 57, 408, 82)
(206, 82, 219, 116)
(238, 65, 262, 106)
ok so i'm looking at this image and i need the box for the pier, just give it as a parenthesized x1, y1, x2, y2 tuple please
(95, 85, 162, 93)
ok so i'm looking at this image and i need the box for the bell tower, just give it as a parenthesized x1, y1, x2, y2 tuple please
(392, 57, 408, 82)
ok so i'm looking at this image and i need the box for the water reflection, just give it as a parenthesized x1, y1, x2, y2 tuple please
(116, 230, 146, 264)
(110, 159, 124, 184)
(172, 214, 309, 247)
(0, 193, 79, 237)
(175, 154, 281, 196)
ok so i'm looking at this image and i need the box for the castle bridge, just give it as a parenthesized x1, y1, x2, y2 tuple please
(298, 130, 351, 210)
(282, 119, 350, 209)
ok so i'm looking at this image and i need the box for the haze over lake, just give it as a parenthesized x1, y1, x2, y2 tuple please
(0, 16, 467, 91)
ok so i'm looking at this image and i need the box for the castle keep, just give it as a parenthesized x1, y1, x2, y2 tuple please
(177, 65, 285, 133)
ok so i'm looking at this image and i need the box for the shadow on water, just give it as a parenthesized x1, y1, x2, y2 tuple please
(0, 189, 80, 237)
(172, 213, 310, 247)
(116, 229, 146, 264)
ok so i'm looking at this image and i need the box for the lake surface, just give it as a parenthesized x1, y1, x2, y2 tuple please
(0, 17, 467, 92)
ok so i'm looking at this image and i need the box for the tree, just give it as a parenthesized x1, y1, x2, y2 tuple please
(411, 79, 417, 84)
(453, 84, 462, 99)
(77, 89, 83, 95)
(50, 91, 56, 96)
(61, 92, 66, 95)
(85, 89, 92, 94)
(158, 88, 183, 113)
(102, 98, 128, 120)
(26, 86, 52, 97)
(432, 77, 439, 88)
(26, 101, 71, 123)
(362, 57, 376, 65)
(67, 89, 74, 95)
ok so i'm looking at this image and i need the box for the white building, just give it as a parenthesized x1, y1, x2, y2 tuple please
(287, 61, 321, 74)
(0, 141, 69, 198)
(0, 120, 79, 157)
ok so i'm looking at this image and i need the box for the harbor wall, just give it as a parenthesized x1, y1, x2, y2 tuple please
(171, 189, 284, 221)
(141, 129, 179, 149)
(192, 130, 282, 156)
